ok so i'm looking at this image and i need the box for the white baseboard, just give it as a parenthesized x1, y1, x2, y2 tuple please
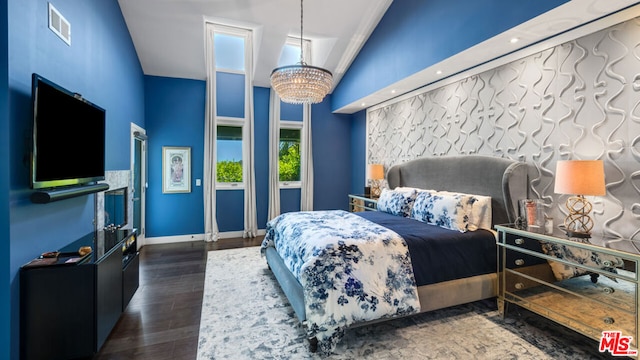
(143, 229, 266, 246)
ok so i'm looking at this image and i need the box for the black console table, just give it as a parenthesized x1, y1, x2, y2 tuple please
(20, 229, 139, 360)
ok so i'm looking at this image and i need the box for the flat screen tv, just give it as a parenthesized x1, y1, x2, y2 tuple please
(31, 73, 106, 189)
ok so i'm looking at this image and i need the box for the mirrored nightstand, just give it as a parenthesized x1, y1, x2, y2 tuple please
(348, 194, 378, 212)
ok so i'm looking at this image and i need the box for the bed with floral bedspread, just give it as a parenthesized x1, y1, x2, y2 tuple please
(261, 155, 529, 356)
(261, 210, 420, 355)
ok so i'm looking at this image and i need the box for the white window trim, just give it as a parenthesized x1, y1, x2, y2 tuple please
(279, 120, 303, 189)
(216, 116, 245, 190)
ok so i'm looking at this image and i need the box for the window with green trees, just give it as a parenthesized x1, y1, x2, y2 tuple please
(216, 125, 243, 183)
(279, 128, 301, 182)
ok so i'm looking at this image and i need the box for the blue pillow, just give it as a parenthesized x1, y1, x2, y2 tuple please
(376, 188, 417, 217)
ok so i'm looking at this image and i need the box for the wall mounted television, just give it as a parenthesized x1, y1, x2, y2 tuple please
(31, 73, 106, 191)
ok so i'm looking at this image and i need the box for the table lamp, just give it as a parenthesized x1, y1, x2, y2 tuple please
(367, 164, 385, 197)
(554, 160, 606, 238)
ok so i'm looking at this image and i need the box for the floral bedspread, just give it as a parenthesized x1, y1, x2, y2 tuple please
(261, 210, 420, 355)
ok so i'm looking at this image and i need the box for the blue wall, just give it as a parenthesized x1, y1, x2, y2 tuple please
(0, 0, 9, 358)
(143, 77, 353, 236)
(7, 0, 144, 358)
(311, 97, 352, 210)
(332, 0, 569, 111)
(144, 76, 205, 236)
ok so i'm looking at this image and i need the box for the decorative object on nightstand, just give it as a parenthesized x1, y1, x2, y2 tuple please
(367, 164, 384, 198)
(517, 199, 544, 232)
(554, 160, 606, 238)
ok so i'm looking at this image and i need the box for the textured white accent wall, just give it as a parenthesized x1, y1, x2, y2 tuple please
(367, 17, 640, 247)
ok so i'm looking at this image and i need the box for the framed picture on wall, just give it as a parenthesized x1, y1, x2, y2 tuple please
(162, 146, 191, 193)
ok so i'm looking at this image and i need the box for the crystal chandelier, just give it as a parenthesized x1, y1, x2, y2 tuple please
(270, 0, 333, 104)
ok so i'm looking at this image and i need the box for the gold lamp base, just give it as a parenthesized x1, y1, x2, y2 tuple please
(370, 179, 382, 198)
(563, 195, 594, 238)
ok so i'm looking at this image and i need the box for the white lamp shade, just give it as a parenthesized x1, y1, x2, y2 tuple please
(367, 164, 385, 180)
(554, 160, 606, 196)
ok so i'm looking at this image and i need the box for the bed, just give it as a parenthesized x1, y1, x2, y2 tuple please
(261, 155, 528, 354)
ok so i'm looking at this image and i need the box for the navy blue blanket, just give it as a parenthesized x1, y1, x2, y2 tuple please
(356, 211, 497, 286)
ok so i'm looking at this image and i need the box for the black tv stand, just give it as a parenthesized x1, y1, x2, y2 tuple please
(20, 229, 139, 360)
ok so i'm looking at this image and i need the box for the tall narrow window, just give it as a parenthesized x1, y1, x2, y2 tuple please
(211, 26, 250, 190)
(205, 21, 257, 239)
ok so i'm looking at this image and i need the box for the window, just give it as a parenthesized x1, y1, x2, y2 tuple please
(214, 32, 245, 72)
(278, 37, 311, 66)
(216, 124, 243, 185)
(279, 121, 303, 188)
(209, 24, 252, 190)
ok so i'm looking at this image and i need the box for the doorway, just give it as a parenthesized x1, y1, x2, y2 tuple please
(131, 124, 147, 248)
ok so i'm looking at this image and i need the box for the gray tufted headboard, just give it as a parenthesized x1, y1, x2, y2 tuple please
(386, 155, 528, 226)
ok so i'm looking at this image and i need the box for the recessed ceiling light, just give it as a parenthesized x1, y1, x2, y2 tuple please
(436, 70, 442, 75)
(391, 89, 396, 94)
(361, 102, 366, 107)
(510, 37, 519, 44)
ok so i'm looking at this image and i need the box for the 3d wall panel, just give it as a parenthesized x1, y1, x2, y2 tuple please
(367, 17, 640, 247)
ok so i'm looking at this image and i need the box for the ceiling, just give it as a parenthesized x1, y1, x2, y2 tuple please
(117, 0, 392, 90)
(118, 0, 640, 113)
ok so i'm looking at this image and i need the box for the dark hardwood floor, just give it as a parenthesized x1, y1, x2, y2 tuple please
(93, 236, 263, 359)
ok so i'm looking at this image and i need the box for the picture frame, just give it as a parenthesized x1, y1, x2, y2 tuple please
(162, 146, 191, 193)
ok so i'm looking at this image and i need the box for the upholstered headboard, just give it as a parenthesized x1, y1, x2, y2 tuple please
(386, 155, 527, 226)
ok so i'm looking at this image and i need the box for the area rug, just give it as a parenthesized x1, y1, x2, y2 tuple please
(197, 247, 613, 359)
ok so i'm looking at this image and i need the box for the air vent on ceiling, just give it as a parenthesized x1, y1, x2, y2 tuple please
(48, 3, 71, 46)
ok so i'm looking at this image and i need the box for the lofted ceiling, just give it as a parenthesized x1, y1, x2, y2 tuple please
(118, 0, 640, 113)
(117, 0, 393, 90)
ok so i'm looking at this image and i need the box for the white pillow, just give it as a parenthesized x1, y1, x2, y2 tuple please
(468, 194, 492, 231)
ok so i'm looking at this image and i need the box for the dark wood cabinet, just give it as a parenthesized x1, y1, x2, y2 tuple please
(95, 243, 124, 351)
(20, 229, 139, 360)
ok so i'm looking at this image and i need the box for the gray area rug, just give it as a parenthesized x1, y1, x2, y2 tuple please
(197, 247, 617, 359)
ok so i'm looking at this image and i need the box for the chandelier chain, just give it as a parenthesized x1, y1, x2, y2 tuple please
(300, 0, 304, 64)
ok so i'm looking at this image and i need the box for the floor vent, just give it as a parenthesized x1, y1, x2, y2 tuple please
(48, 3, 71, 46)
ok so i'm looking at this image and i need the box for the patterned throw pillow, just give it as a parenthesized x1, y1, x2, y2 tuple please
(376, 188, 417, 217)
(410, 191, 472, 232)
(439, 191, 492, 231)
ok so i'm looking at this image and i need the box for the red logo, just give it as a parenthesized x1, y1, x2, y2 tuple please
(599, 331, 638, 356)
